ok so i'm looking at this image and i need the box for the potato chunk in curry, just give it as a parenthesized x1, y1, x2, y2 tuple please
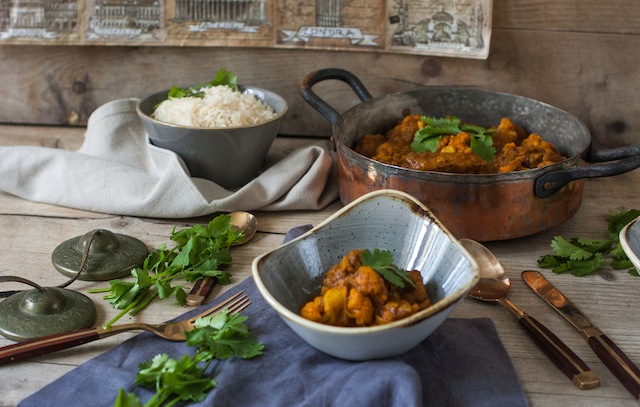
(300, 249, 432, 327)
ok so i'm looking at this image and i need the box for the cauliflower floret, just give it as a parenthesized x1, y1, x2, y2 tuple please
(350, 265, 389, 305)
(347, 288, 374, 326)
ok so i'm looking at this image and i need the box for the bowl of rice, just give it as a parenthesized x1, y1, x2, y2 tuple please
(137, 77, 288, 188)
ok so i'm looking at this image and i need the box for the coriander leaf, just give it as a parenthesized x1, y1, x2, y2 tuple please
(208, 68, 238, 90)
(113, 389, 143, 407)
(541, 237, 604, 276)
(100, 279, 134, 306)
(610, 244, 636, 276)
(91, 214, 244, 328)
(188, 310, 265, 361)
(410, 133, 441, 153)
(135, 353, 172, 386)
(550, 261, 576, 274)
(116, 311, 263, 407)
(460, 123, 493, 136)
(607, 209, 640, 240)
(155, 280, 186, 305)
(420, 116, 463, 136)
(610, 244, 627, 259)
(550, 236, 594, 260)
(157, 69, 239, 110)
(470, 135, 495, 162)
(103, 269, 152, 310)
(537, 254, 565, 268)
(135, 354, 214, 406)
(573, 238, 613, 253)
(170, 237, 195, 268)
(411, 116, 496, 161)
(143, 245, 169, 272)
(538, 208, 640, 278)
(541, 254, 604, 276)
(166, 86, 191, 99)
(567, 253, 605, 276)
(184, 269, 231, 285)
(611, 257, 633, 270)
(360, 248, 415, 288)
(411, 116, 462, 153)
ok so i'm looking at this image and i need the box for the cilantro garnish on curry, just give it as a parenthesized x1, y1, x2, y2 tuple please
(360, 248, 416, 289)
(355, 113, 566, 174)
(411, 116, 496, 162)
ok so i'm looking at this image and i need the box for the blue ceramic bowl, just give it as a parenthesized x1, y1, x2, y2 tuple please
(252, 189, 479, 360)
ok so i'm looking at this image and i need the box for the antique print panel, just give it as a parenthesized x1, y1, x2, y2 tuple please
(0, 0, 492, 59)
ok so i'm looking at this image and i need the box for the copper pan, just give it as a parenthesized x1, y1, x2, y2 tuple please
(301, 68, 640, 241)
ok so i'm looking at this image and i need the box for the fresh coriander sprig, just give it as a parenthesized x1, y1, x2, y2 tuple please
(153, 68, 239, 110)
(411, 116, 496, 161)
(89, 214, 244, 329)
(113, 310, 263, 407)
(360, 248, 416, 288)
(167, 68, 238, 99)
(537, 209, 640, 276)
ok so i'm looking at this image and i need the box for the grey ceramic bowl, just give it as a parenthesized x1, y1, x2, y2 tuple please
(252, 189, 480, 360)
(137, 85, 288, 189)
(619, 216, 640, 271)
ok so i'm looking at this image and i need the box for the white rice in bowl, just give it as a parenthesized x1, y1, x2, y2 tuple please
(152, 85, 277, 128)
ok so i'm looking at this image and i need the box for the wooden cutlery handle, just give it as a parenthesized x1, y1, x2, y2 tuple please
(186, 277, 217, 306)
(518, 315, 600, 389)
(0, 328, 100, 365)
(588, 333, 640, 399)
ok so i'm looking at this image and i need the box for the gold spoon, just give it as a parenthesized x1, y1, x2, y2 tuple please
(459, 238, 600, 390)
(186, 212, 257, 306)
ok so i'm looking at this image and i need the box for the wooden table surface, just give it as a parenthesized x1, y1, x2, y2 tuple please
(1, 125, 640, 406)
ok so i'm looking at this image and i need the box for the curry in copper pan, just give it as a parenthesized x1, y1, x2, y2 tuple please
(355, 114, 566, 174)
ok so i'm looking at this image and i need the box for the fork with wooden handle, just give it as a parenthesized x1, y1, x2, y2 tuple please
(0, 291, 250, 366)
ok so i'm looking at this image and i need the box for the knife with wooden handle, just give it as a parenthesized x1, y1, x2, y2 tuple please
(522, 270, 640, 399)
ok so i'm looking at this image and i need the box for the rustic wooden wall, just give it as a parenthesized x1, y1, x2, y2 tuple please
(1, 1, 638, 150)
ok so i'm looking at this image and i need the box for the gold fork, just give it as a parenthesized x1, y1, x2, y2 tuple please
(0, 291, 250, 366)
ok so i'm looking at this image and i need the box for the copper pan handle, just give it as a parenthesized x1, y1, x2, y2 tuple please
(300, 68, 372, 126)
(535, 150, 640, 198)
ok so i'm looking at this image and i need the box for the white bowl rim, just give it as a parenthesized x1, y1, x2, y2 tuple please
(619, 215, 640, 270)
(136, 84, 289, 131)
(251, 189, 480, 336)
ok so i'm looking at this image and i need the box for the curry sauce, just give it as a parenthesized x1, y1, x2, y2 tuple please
(354, 114, 566, 173)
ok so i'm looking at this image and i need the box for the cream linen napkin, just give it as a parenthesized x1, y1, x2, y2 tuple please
(0, 99, 338, 217)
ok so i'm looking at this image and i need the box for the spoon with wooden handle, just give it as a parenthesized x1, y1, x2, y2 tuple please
(186, 212, 257, 306)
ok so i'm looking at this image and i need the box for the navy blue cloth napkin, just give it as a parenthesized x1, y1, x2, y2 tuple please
(19, 227, 528, 407)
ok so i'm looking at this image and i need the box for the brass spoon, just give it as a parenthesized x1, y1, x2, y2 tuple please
(186, 212, 257, 306)
(459, 238, 600, 390)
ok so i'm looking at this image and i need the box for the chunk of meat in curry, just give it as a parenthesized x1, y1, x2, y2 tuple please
(300, 249, 432, 327)
(354, 115, 566, 174)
